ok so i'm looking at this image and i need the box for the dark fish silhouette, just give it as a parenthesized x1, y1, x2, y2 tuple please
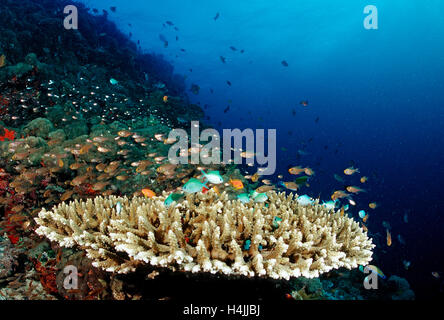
(229, 46, 237, 51)
(190, 84, 200, 95)
(110, 6, 116, 13)
(224, 106, 230, 113)
(226, 80, 232, 86)
(220, 56, 226, 63)
(166, 21, 174, 26)
(292, 109, 296, 116)
(315, 116, 319, 123)
(281, 60, 289, 67)
(214, 12, 220, 20)
(159, 34, 168, 47)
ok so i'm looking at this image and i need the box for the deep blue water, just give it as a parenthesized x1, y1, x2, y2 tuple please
(82, 0, 444, 299)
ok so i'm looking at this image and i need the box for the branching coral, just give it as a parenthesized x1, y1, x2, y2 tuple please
(35, 191, 375, 280)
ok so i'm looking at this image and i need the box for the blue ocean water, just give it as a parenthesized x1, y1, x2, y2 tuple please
(82, 0, 444, 299)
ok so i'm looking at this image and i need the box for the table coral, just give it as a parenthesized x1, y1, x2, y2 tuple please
(35, 191, 374, 279)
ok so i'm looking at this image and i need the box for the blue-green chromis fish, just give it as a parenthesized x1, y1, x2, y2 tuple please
(164, 193, 184, 207)
(237, 193, 250, 204)
(200, 169, 224, 184)
(182, 178, 208, 193)
(253, 192, 268, 203)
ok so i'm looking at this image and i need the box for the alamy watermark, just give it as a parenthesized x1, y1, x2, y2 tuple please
(364, 5, 378, 29)
(362, 266, 379, 289)
(63, 4, 378, 31)
(64, 5, 78, 30)
(63, 265, 78, 290)
(167, 121, 277, 176)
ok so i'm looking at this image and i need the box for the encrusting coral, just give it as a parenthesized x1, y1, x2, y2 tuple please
(34, 191, 375, 280)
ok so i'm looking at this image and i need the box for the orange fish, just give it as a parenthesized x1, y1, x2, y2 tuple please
(79, 144, 93, 155)
(163, 137, 177, 145)
(117, 130, 133, 138)
(256, 185, 275, 193)
(142, 188, 156, 198)
(346, 186, 365, 194)
(156, 163, 177, 175)
(344, 167, 359, 176)
(154, 156, 167, 162)
(386, 230, 392, 246)
(331, 190, 350, 201)
(154, 134, 165, 142)
(230, 179, 244, 190)
(282, 181, 298, 191)
(105, 161, 120, 173)
(163, 96, 168, 103)
(363, 214, 369, 223)
(240, 151, 255, 159)
(288, 166, 305, 175)
(69, 163, 84, 170)
(61, 190, 74, 201)
(97, 146, 111, 153)
(369, 202, 378, 209)
(93, 181, 110, 191)
(304, 167, 314, 176)
(212, 186, 220, 195)
(360, 176, 368, 183)
(0, 54, 6, 68)
(96, 163, 107, 172)
(251, 172, 259, 182)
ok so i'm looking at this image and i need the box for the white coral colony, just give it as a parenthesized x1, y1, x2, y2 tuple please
(35, 191, 375, 279)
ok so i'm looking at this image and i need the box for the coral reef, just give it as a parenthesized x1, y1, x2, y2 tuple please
(35, 191, 375, 279)
(287, 269, 416, 300)
(0, 0, 202, 129)
(387, 275, 415, 300)
(0, 269, 57, 300)
(0, 0, 416, 301)
(0, 236, 21, 279)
